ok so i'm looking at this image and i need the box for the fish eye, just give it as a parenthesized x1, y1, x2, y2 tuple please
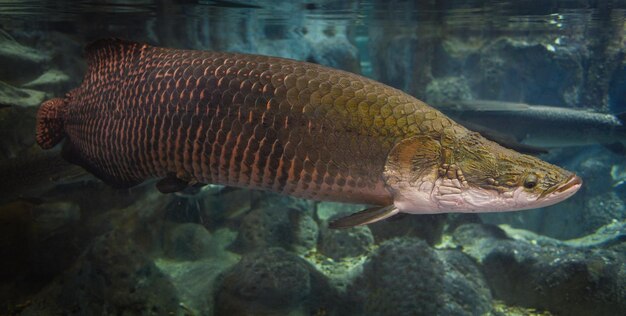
(524, 174, 538, 189)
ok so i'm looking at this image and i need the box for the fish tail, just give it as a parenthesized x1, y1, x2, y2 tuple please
(36, 98, 66, 149)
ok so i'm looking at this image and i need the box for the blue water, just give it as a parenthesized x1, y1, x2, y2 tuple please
(0, 1, 624, 315)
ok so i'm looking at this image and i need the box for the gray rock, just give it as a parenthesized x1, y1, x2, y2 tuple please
(0, 105, 38, 159)
(438, 250, 493, 315)
(201, 187, 254, 223)
(156, 228, 240, 315)
(292, 210, 319, 254)
(369, 33, 435, 96)
(215, 247, 314, 315)
(347, 237, 493, 316)
(318, 225, 374, 260)
(27, 202, 82, 276)
(452, 223, 626, 316)
(254, 190, 316, 213)
(580, 191, 626, 232)
(565, 219, 626, 249)
(315, 201, 367, 222)
(235, 206, 318, 254)
(22, 69, 71, 97)
(0, 81, 45, 108)
(22, 230, 180, 315)
(466, 38, 583, 106)
(0, 200, 82, 284)
(608, 59, 625, 111)
(349, 238, 445, 315)
(303, 23, 360, 73)
(369, 213, 447, 246)
(0, 33, 49, 85)
(425, 76, 473, 105)
(163, 223, 212, 261)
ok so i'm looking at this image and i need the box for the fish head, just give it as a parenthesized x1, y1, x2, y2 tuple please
(383, 132, 582, 214)
(453, 135, 582, 212)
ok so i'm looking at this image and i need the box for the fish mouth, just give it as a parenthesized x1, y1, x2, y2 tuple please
(556, 174, 582, 193)
(539, 174, 582, 199)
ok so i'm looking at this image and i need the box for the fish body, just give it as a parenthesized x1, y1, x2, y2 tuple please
(36, 39, 581, 227)
(439, 100, 625, 149)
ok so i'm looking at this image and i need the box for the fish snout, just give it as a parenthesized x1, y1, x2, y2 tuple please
(556, 174, 583, 194)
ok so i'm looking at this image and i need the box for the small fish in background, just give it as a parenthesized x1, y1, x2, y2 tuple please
(35, 39, 582, 228)
(438, 99, 626, 154)
(0, 146, 91, 204)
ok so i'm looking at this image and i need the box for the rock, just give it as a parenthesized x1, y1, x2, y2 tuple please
(368, 213, 447, 246)
(369, 33, 434, 96)
(22, 69, 71, 97)
(27, 202, 81, 276)
(163, 223, 212, 261)
(215, 247, 315, 315)
(499, 220, 626, 251)
(201, 187, 254, 224)
(347, 237, 493, 315)
(438, 250, 493, 315)
(0, 201, 37, 281)
(317, 225, 374, 260)
(234, 206, 318, 254)
(0, 106, 38, 158)
(307, 36, 360, 73)
(0, 81, 45, 108)
(315, 201, 366, 222)
(348, 238, 445, 315)
(302, 23, 360, 73)
(452, 223, 510, 248)
(608, 60, 625, 111)
(0, 200, 82, 285)
(580, 191, 626, 232)
(291, 210, 319, 254)
(565, 219, 626, 249)
(452, 223, 626, 316)
(21, 230, 180, 315)
(466, 38, 583, 106)
(0, 33, 49, 85)
(156, 228, 240, 315)
(425, 76, 473, 105)
(574, 149, 619, 196)
(254, 190, 315, 213)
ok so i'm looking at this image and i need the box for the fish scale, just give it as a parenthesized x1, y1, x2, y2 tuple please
(36, 38, 461, 206)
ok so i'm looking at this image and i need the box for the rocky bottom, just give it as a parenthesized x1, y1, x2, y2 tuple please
(1, 185, 624, 316)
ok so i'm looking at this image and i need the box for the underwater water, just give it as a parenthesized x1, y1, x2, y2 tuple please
(0, 0, 625, 315)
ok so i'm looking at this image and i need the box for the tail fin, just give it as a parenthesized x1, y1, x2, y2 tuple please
(36, 98, 66, 149)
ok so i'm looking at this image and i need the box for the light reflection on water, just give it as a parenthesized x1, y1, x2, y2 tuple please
(0, 0, 622, 32)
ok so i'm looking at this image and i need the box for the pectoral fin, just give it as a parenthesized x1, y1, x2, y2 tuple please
(328, 205, 399, 229)
(156, 175, 190, 193)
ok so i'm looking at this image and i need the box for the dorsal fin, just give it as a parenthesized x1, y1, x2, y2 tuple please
(85, 38, 141, 55)
(84, 38, 145, 76)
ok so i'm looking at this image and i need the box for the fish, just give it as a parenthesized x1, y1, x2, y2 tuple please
(35, 39, 582, 228)
(0, 147, 90, 203)
(438, 99, 626, 152)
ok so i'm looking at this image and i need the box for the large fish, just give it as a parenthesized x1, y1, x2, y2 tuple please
(439, 99, 626, 152)
(36, 39, 582, 228)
